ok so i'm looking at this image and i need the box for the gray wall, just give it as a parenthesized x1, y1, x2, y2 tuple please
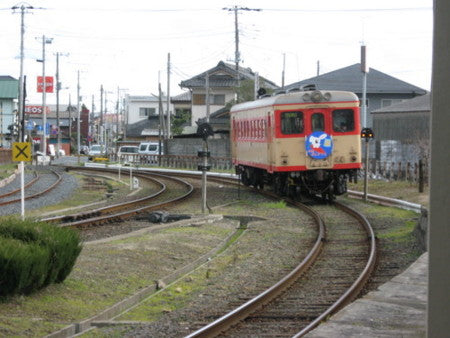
(373, 111, 430, 162)
(167, 137, 231, 158)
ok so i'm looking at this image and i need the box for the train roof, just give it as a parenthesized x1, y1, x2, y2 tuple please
(230, 90, 359, 113)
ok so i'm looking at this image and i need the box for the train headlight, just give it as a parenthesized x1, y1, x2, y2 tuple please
(311, 90, 323, 103)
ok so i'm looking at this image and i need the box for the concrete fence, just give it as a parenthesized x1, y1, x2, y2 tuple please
(0, 149, 12, 164)
(364, 159, 429, 183)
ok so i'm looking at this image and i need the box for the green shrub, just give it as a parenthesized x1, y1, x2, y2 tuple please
(0, 217, 82, 297)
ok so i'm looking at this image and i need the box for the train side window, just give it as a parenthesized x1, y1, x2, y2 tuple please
(332, 109, 355, 132)
(311, 113, 324, 132)
(281, 111, 304, 134)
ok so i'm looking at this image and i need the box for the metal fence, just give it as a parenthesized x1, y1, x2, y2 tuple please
(112, 154, 233, 171)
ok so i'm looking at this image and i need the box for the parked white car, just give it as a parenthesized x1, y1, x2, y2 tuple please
(88, 145, 106, 160)
(118, 146, 139, 164)
(138, 142, 163, 155)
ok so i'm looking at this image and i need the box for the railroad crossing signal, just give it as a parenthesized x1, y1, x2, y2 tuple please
(12, 142, 32, 162)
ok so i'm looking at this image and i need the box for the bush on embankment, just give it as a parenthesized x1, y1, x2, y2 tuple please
(0, 217, 82, 297)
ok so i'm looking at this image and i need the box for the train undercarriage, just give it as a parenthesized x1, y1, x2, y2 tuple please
(237, 165, 358, 201)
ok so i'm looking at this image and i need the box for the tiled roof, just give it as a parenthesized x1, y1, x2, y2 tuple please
(126, 117, 160, 137)
(171, 91, 191, 102)
(285, 64, 427, 95)
(372, 93, 431, 114)
(0, 76, 18, 99)
(180, 61, 278, 89)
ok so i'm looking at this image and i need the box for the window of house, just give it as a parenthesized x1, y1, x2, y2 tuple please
(381, 99, 404, 107)
(332, 109, 355, 132)
(212, 94, 225, 105)
(139, 107, 155, 117)
(192, 94, 226, 105)
(193, 94, 206, 105)
(311, 113, 324, 132)
(281, 111, 304, 134)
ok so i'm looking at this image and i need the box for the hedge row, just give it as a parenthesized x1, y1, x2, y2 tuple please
(0, 217, 82, 297)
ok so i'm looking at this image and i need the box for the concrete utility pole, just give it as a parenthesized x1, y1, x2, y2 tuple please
(76, 70, 81, 156)
(361, 45, 369, 127)
(100, 85, 104, 144)
(12, 3, 36, 142)
(205, 71, 210, 123)
(55, 52, 69, 157)
(166, 53, 171, 139)
(38, 35, 53, 156)
(55, 53, 60, 157)
(223, 6, 261, 99)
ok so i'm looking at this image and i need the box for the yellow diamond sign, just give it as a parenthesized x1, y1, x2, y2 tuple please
(12, 142, 32, 162)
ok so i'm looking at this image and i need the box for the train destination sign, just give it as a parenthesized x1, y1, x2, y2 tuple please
(12, 142, 32, 162)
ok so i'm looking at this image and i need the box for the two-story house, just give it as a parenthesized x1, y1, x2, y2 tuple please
(179, 61, 278, 128)
(124, 94, 173, 142)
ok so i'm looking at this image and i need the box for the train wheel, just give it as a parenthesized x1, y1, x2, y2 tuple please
(241, 170, 251, 186)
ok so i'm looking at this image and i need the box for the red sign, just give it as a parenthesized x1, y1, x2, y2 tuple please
(37, 76, 54, 93)
(25, 105, 51, 114)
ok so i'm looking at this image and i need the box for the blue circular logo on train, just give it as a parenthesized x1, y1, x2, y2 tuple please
(306, 132, 333, 159)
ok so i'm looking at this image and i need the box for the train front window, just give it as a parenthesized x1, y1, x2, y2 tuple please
(311, 113, 324, 132)
(332, 109, 355, 132)
(281, 111, 303, 134)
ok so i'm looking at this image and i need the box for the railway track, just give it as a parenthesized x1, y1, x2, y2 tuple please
(0, 168, 62, 207)
(41, 167, 194, 229)
(186, 198, 376, 337)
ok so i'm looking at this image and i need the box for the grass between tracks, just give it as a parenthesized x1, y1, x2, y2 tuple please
(0, 163, 18, 179)
(348, 179, 429, 207)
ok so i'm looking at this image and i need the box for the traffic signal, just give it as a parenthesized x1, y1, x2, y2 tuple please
(361, 127, 374, 139)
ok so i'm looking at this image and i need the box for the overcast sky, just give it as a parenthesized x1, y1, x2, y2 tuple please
(1, 0, 432, 111)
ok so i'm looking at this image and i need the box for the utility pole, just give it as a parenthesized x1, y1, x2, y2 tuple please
(254, 72, 259, 100)
(37, 35, 53, 156)
(54, 52, 68, 158)
(12, 3, 36, 142)
(76, 70, 81, 156)
(68, 94, 72, 147)
(166, 53, 171, 139)
(91, 95, 95, 145)
(361, 45, 369, 128)
(205, 71, 210, 123)
(100, 85, 104, 144)
(55, 53, 60, 157)
(223, 6, 261, 100)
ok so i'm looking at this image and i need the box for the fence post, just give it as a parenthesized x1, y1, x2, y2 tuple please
(419, 159, 424, 193)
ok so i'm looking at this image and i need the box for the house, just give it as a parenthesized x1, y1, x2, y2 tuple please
(285, 64, 428, 127)
(0, 76, 19, 147)
(371, 93, 431, 163)
(179, 61, 278, 128)
(123, 94, 173, 142)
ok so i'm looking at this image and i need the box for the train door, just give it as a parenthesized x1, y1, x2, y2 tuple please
(305, 109, 333, 169)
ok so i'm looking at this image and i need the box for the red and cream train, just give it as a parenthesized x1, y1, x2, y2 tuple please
(230, 87, 362, 199)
